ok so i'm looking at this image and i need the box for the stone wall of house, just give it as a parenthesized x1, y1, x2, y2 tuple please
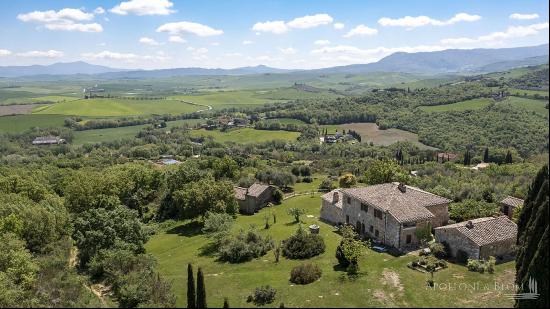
(434, 228, 480, 260)
(479, 238, 516, 261)
(255, 186, 274, 210)
(425, 203, 449, 227)
(320, 200, 343, 225)
(239, 197, 257, 214)
(385, 215, 401, 248)
(341, 192, 387, 242)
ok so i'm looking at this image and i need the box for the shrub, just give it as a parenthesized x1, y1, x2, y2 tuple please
(338, 173, 357, 188)
(251, 285, 277, 305)
(429, 242, 447, 259)
(318, 179, 335, 192)
(282, 227, 325, 259)
(302, 177, 313, 183)
(290, 263, 322, 284)
(272, 189, 284, 204)
(218, 229, 274, 263)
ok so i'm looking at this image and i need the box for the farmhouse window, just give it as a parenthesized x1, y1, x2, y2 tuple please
(374, 209, 383, 219)
(361, 203, 369, 213)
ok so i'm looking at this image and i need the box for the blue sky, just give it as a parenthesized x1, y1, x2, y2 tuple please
(0, 0, 548, 69)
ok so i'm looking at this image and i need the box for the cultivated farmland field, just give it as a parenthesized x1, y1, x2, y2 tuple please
(329, 123, 436, 149)
(33, 98, 201, 116)
(189, 128, 300, 143)
(146, 194, 516, 308)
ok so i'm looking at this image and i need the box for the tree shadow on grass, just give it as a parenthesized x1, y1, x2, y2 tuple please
(198, 242, 218, 258)
(166, 220, 203, 237)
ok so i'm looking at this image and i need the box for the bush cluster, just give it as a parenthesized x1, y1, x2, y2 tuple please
(290, 263, 322, 284)
(282, 227, 325, 259)
(218, 229, 274, 263)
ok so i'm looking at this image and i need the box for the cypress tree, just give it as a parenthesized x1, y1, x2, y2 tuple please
(483, 147, 489, 163)
(223, 298, 229, 308)
(515, 165, 549, 308)
(505, 151, 513, 164)
(187, 264, 196, 309)
(196, 267, 207, 308)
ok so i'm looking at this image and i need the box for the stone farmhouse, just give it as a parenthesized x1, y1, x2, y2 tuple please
(434, 216, 517, 262)
(320, 183, 451, 251)
(234, 183, 275, 215)
(499, 196, 524, 219)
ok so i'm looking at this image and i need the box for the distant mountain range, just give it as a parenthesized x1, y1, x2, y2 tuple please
(0, 44, 548, 78)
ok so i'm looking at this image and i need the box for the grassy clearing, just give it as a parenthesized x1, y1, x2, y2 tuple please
(169, 90, 282, 110)
(497, 96, 549, 115)
(189, 128, 300, 144)
(507, 88, 549, 98)
(0, 114, 67, 133)
(33, 98, 201, 116)
(146, 194, 515, 308)
(418, 98, 494, 112)
(72, 119, 205, 145)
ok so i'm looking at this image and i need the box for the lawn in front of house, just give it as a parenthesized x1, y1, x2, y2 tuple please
(146, 194, 515, 308)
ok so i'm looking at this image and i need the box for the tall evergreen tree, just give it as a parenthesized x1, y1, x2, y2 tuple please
(196, 267, 207, 308)
(515, 165, 548, 308)
(187, 264, 196, 309)
(463, 150, 471, 166)
(505, 151, 513, 164)
(483, 147, 489, 163)
(223, 298, 229, 308)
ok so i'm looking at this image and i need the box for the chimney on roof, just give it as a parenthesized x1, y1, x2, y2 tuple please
(398, 183, 407, 193)
(333, 191, 339, 204)
(466, 221, 474, 229)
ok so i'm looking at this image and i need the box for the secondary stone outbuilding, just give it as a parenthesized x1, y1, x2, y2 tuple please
(234, 183, 275, 215)
(500, 196, 524, 220)
(434, 216, 517, 262)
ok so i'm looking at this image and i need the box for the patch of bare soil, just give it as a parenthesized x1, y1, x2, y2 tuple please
(381, 268, 404, 292)
(0, 104, 34, 116)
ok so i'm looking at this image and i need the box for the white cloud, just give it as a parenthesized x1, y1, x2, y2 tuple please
(186, 47, 209, 60)
(314, 40, 330, 45)
(0, 49, 12, 57)
(110, 0, 175, 16)
(378, 12, 481, 28)
(81, 50, 169, 62)
(279, 47, 297, 55)
(169, 35, 186, 43)
(45, 23, 103, 32)
(510, 13, 539, 20)
(139, 37, 162, 46)
(253, 13, 334, 34)
(286, 14, 333, 29)
(17, 50, 64, 58)
(333, 22, 345, 30)
(441, 22, 549, 45)
(252, 21, 288, 34)
(17, 8, 102, 33)
(343, 24, 378, 38)
(157, 21, 223, 37)
(242, 40, 253, 45)
(94, 7, 106, 14)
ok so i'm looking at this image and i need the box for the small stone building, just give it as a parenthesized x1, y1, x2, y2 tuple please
(32, 136, 65, 145)
(234, 183, 275, 214)
(320, 182, 451, 251)
(434, 216, 517, 262)
(500, 196, 524, 219)
(320, 189, 344, 225)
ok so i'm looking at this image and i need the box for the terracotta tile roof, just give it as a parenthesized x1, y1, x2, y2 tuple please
(435, 216, 517, 246)
(500, 196, 524, 208)
(234, 187, 247, 201)
(342, 183, 451, 223)
(321, 189, 343, 209)
(247, 183, 270, 197)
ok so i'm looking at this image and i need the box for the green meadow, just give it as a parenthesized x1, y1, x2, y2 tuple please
(146, 194, 516, 308)
(189, 128, 300, 143)
(418, 98, 494, 112)
(497, 96, 549, 115)
(0, 114, 67, 133)
(33, 98, 201, 116)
